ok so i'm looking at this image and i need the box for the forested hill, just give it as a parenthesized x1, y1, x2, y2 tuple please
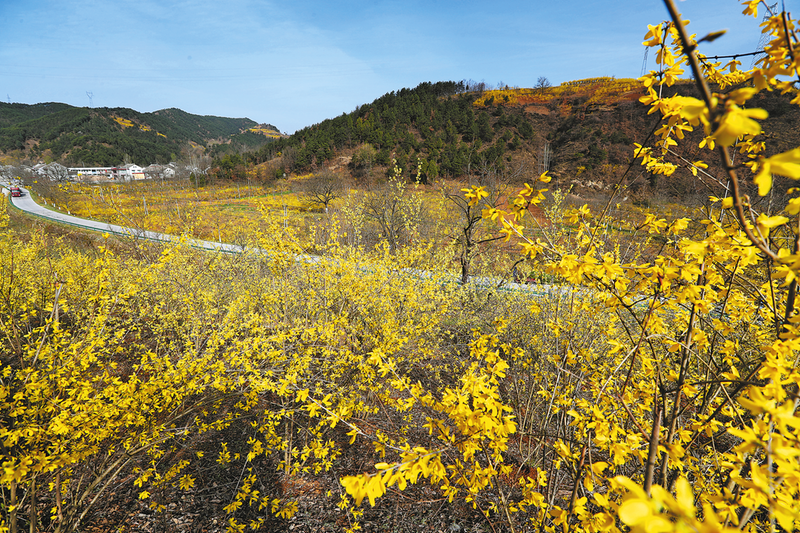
(233, 78, 800, 200)
(0, 102, 283, 166)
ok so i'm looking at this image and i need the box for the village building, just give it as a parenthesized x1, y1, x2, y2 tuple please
(143, 163, 176, 180)
(67, 164, 145, 182)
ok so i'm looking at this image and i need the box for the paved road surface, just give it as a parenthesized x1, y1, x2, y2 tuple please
(3, 182, 245, 254)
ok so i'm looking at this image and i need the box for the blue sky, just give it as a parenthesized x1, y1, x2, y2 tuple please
(1, 1, 772, 133)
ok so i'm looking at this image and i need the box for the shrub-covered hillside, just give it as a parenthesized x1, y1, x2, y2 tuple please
(223, 77, 799, 202)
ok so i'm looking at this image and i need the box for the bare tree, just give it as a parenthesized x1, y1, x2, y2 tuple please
(535, 76, 552, 94)
(180, 144, 211, 177)
(300, 170, 344, 213)
(40, 162, 70, 182)
(446, 160, 528, 284)
(444, 189, 494, 285)
(361, 167, 422, 254)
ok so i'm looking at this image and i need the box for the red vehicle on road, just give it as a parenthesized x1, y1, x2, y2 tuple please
(10, 187, 23, 197)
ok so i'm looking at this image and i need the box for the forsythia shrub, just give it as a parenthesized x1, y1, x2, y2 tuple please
(3, 2, 800, 533)
(345, 1, 800, 532)
(0, 223, 466, 532)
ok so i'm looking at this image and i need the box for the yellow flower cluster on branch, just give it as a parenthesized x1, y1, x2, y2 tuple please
(428, 2, 800, 530)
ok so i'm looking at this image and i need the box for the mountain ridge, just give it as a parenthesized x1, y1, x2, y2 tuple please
(229, 78, 800, 201)
(0, 102, 283, 166)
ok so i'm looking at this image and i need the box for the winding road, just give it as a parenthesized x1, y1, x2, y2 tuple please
(2, 182, 245, 254)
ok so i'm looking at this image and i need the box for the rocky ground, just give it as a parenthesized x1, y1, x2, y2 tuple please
(81, 477, 499, 533)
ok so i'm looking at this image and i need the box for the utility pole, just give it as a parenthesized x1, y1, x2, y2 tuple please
(538, 141, 551, 176)
(641, 48, 649, 76)
(751, 3, 778, 68)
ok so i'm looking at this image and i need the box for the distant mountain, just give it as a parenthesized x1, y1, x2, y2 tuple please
(0, 102, 75, 129)
(0, 102, 283, 166)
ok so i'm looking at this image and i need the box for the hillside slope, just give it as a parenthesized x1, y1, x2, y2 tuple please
(238, 78, 799, 201)
(0, 102, 282, 166)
